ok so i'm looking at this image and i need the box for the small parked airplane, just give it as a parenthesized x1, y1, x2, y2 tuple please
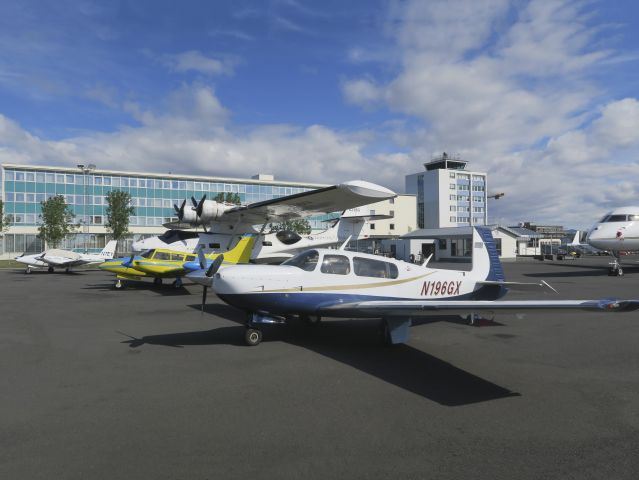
(131, 211, 390, 264)
(586, 206, 639, 276)
(99, 235, 255, 289)
(188, 227, 639, 346)
(15, 241, 117, 274)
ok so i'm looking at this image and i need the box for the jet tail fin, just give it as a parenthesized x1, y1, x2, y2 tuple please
(211, 234, 256, 264)
(100, 240, 118, 259)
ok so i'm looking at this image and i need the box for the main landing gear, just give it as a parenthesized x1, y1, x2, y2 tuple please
(244, 328, 263, 346)
(114, 279, 125, 289)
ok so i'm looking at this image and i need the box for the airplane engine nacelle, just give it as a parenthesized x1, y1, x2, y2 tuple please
(180, 207, 199, 224)
(198, 201, 231, 223)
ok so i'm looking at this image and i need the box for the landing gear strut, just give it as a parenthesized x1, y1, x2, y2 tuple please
(608, 253, 624, 276)
(114, 279, 124, 289)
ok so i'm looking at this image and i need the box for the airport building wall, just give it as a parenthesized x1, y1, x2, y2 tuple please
(0, 163, 331, 258)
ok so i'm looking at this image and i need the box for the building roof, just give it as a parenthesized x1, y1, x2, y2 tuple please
(1, 163, 328, 188)
(501, 226, 544, 239)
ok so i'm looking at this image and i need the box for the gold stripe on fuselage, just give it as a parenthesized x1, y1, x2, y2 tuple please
(259, 271, 435, 293)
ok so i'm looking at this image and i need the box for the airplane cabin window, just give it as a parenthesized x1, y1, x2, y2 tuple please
(629, 214, 639, 221)
(276, 230, 302, 245)
(170, 253, 184, 261)
(282, 250, 319, 271)
(186, 255, 196, 261)
(154, 252, 171, 260)
(606, 214, 629, 222)
(320, 255, 351, 275)
(262, 241, 273, 246)
(353, 257, 399, 279)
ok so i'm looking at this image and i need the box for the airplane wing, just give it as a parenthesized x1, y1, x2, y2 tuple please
(41, 250, 84, 267)
(319, 299, 639, 317)
(222, 180, 396, 225)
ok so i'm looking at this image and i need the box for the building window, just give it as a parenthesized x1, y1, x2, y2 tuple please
(5, 170, 15, 181)
(449, 194, 456, 200)
(370, 223, 375, 230)
(449, 172, 456, 178)
(449, 183, 456, 190)
(450, 206, 456, 211)
(390, 224, 395, 230)
(438, 238, 447, 249)
(450, 216, 456, 222)
(93, 216, 103, 225)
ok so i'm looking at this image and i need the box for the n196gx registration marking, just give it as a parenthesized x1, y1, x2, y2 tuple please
(420, 280, 461, 296)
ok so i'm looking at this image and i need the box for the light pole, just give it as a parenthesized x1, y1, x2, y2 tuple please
(77, 164, 96, 252)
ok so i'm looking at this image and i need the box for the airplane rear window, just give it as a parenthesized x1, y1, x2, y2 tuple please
(605, 215, 629, 222)
(353, 257, 399, 279)
(320, 255, 351, 275)
(170, 253, 184, 261)
(282, 250, 319, 271)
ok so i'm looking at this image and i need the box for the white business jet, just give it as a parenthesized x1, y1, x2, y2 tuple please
(187, 227, 638, 346)
(15, 240, 118, 274)
(586, 206, 639, 276)
(131, 180, 396, 262)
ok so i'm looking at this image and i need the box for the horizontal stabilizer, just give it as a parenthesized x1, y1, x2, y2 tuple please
(476, 280, 558, 293)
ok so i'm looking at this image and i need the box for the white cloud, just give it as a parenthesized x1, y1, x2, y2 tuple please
(342, 0, 638, 227)
(161, 50, 237, 76)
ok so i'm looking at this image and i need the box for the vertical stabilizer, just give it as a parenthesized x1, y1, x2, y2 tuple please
(211, 234, 256, 264)
(100, 240, 118, 259)
(471, 227, 505, 281)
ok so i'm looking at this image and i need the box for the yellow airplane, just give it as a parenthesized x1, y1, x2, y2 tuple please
(99, 234, 255, 289)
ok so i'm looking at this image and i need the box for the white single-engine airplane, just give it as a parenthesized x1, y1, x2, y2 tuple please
(188, 227, 639, 346)
(586, 206, 639, 276)
(16, 240, 118, 274)
(131, 211, 390, 263)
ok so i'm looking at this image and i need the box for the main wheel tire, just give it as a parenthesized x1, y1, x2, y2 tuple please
(245, 328, 262, 346)
(618, 267, 624, 276)
(114, 280, 124, 290)
(153, 278, 162, 286)
(25, 267, 31, 274)
(47, 267, 54, 273)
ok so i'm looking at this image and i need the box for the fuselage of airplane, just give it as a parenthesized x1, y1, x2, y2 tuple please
(586, 207, 639, 252)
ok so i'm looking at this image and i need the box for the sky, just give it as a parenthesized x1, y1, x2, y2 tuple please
(1, 0, 639, 228)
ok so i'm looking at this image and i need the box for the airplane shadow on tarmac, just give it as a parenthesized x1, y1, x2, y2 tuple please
(120, 303, 519, 407)
(82, 282, 195, 296)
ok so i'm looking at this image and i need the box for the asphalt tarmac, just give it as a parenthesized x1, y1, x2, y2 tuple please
(1, 257, 638, 479)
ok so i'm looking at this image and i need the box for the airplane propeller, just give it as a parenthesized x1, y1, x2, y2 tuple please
(201, 254, 224, 314)
(174, 199, 187, 220)
(191, 196, 198, 208)
(195, 195, 207, 218)
(123, 253, 135, 268)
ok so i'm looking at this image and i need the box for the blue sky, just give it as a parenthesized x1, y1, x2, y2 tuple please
(1, 0, 639, 227)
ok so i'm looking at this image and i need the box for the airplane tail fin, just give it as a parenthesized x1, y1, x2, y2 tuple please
(212, 234, 256, 264)
(100, 240, 118, 259)
(569, 230, 580, 246)
(471, 227, 505, 282)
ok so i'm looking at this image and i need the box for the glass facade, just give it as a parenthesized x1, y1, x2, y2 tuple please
(1, 165, 333, 254)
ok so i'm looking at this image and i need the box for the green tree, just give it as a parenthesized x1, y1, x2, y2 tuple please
(105, 190, 135, 242)
(269, 219, 312, 235)
(38, 195, 76, 248)
(0, 199, 11, 234)
(213, 192, 241, 205)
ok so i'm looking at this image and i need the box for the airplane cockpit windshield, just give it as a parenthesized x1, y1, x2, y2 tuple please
(282, 250, 319, 271)
(141, 250, 154, 258)
(158, 230, 200, 243)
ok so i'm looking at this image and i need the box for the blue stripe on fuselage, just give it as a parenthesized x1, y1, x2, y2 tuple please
(218, 287, 507, 317)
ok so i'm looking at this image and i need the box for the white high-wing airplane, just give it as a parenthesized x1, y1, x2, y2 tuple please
(586, 206, 639, 276)
(187, 227, 639, 346)
(15, 240, 118, 274)
(166, 180, 395, 234)
(131, 211, 389, 264)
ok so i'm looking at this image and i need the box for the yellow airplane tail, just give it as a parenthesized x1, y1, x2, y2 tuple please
(209, 234, 256, 264)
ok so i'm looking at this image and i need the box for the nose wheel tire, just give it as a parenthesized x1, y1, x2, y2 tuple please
(114, 279, 124, 289)
(245, 328, 262, 346)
